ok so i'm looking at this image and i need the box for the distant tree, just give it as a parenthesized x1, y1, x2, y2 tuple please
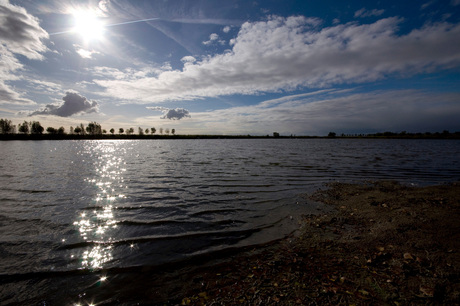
(57, 127, 65, 135)
(110, 128, 115, 135)
(138, 127, 144, 135)
(171, 128, 175, 135)
(159, 127, 163, 135)
(126, 128, 134, 135)
(145, 128, 149, 134)
(119, 128, 124, 134)
(165, 128, 170, 135)
(86, 122, 102, 135)
(273, 132, 280, 138)
(151, 127, 156, 134)
(102, 129, 107, 134)
(47, 127, 57, 134)
(18, 121, 30, 134)
(0, 118, 14, 134)
(79, 123, 86, 135)
(31, 121, 44, 134)
(70, 126, 74, 134)
(327, 132, 336, 138)
(74, 126, 82, 134)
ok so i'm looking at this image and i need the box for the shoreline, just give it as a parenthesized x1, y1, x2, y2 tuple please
(5, 180, 458, 304)
(170, 180, 460, 305)
(1, 134, 460, 140)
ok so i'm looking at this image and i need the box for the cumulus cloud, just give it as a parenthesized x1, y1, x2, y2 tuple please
(0, 0, 48, 104)
(354, 8, 385, 18)
(223, 26, 231, 33)
(147, 106, 191, 120)
(94, 16, 460, 103)
(28, 91, 99, 117)
(202, 33, 225, 45)
(181, 56, 197, 63)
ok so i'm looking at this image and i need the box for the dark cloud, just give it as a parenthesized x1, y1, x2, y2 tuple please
(29, 92, 99, 117)
(147, 106, 191, 120)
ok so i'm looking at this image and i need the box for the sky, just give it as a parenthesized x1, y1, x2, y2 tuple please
(1, 0, 460, 136)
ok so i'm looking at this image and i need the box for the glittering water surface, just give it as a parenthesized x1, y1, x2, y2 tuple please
(0, 139, 459, 304)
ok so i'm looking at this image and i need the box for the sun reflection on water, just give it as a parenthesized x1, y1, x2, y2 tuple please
(73, 141, 128, 270)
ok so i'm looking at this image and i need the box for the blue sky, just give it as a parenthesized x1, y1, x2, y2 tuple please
(1, 0, 460, 135)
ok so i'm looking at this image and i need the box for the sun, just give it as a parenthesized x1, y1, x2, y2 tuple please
(72, 10, 105, 42)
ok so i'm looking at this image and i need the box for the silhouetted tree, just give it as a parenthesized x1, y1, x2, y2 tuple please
(102, 129, 107, 134)
(57, 127, 65, 135)
(86, 122, 102, 135)
(273, 132, 280, 138)
(328, 132, 336, 138)
(70, 126, 74, 134)
(79, 123, 86, 135)
(171, 129, 175, 135)
(145, 128, 149, 134)
(74, 126, 82, 134)
(119, 128, 124, 134)
(151, 127, 156, 134)
(138, 127, 144, 135)
(47, 127, 57, 134)
(31, 121, 44, 134)
(110, 128, 115, 135)
(18, 121, 29, 134)
(126, 128, 134, 135)
(0, 118, 14, 134)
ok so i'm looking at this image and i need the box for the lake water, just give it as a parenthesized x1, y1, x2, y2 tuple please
(0, 139, 459, 304)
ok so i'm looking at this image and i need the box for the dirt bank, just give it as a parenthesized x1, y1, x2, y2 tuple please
(175, 181, 460, 305)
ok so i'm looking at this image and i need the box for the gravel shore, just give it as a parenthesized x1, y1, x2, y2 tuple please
(174, 181, 460, 305)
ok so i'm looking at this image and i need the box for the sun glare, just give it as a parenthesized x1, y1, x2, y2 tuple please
(72, 10, 105, 41)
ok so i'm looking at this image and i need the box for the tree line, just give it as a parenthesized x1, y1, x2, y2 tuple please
(0, 119, 175, 136)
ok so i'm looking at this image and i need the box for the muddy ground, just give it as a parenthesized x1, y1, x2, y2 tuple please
(169, 181, 460, 305)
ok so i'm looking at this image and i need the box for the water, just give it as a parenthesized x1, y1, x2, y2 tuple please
(0, 139, 459, 304)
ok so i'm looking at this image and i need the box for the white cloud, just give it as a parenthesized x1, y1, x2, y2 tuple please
(181, 56, 197, 63)
(0, 0, 49, 59)
(27, 91, 99, 117)
(76, 47, 100, 59)
(0, 0, 48, 105)
(203, 33, 225, 45)
(147, 106, 191, 120)
(189, 89, 460, 135)
(94, 16, 460, 104)
(354, 8, 385, 18)
(421, 1, 435, 10)
(223, 26, 231, 33)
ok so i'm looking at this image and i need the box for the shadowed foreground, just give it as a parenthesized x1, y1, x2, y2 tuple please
(173, 181, 459, 305)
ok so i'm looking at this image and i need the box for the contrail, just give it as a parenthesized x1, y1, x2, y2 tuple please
(105, 17, 160, 27)
(49, 17, 160, 36)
